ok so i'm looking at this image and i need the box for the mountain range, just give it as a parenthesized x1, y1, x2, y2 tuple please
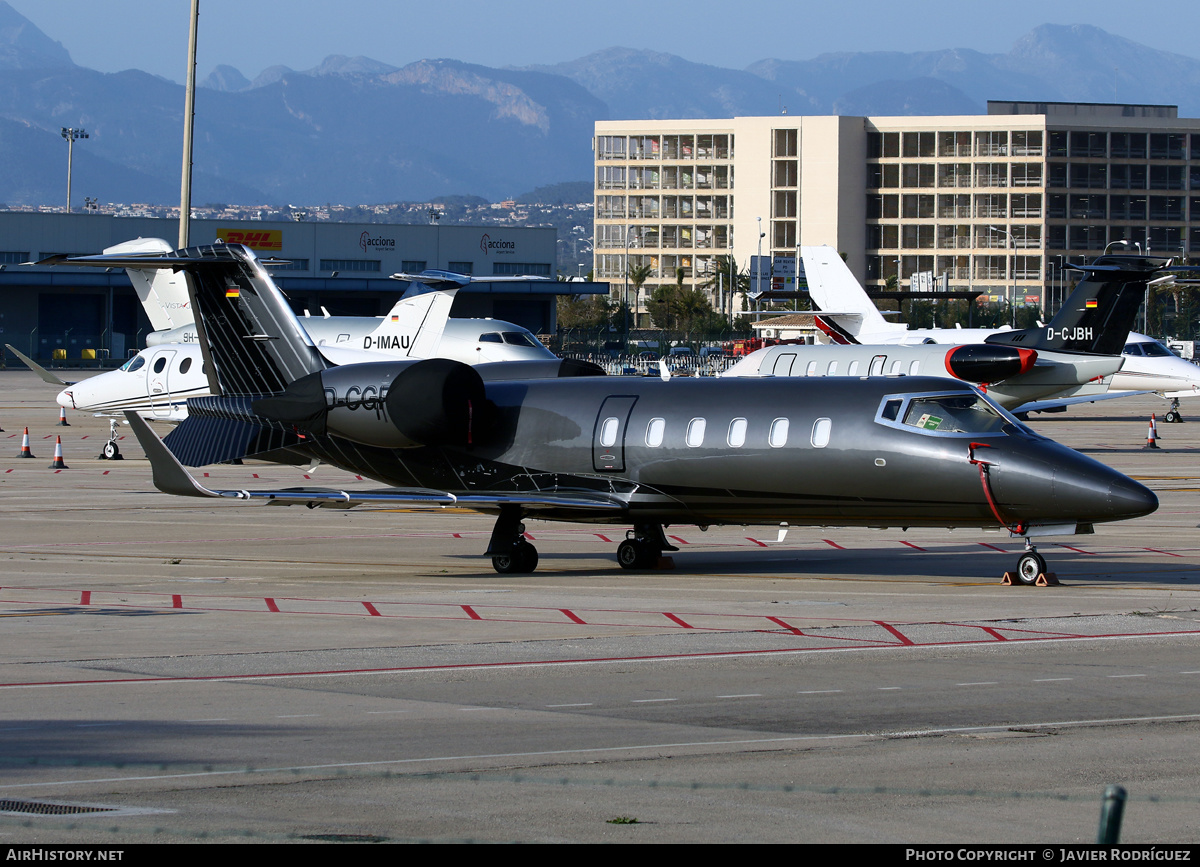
(2, 1, 1199, 207)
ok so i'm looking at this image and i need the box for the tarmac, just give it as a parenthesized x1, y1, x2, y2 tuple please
(1, 369, 1199, 844)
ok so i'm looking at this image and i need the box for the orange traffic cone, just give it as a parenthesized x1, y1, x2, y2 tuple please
(17, 427, 35, 458)
(48, 436, 68, 469)
(1144, 415, 1160, 450)
(56, 406, 70, 426)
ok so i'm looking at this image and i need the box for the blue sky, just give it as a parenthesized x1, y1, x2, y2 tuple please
(11, 0, 1200, 83)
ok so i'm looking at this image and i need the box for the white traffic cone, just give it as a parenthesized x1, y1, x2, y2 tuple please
(1143, 415, 1160, 450)
(48, 436, 68, 469)
(56, 406, 70, 426)
(17, 427, 35, 458)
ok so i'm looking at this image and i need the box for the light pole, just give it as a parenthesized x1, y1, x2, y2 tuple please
(60, 127, 88, 213)
(987, 225, 1016, 327)
(623, 229, 630, 345)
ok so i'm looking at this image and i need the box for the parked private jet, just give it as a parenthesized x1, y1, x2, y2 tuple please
(123, 242, 1155, 582)
(726, 255, 1159, 413)
(796, 245, 1200, 417)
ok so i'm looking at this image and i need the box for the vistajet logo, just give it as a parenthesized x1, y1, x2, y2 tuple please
(479, 233, 516, 256)
(360, 232, 396, 253)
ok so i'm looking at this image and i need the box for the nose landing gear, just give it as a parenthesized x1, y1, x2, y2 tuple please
(1164, 398, 1184, 424)
(1008, 538, 1059, 586)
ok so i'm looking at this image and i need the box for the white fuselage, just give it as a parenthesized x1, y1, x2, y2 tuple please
(1112, 334, 1200, 398)
(721, 342, 1122, 411)
(58, 317, 555, 421)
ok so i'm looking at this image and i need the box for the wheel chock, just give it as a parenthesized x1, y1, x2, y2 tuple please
(1001, 571, 1060, 586)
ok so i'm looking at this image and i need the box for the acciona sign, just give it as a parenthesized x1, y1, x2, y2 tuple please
(360, 231, 396, 253)
(479, 233, 516, 256)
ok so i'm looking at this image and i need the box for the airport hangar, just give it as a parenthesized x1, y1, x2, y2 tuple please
(0, 213, 606, 365)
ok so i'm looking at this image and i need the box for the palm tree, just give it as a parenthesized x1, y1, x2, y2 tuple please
(626, 262, 654, 330)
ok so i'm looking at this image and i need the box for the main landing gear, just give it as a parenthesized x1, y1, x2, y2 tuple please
(1164, 397, 1184, 424)
(487, 507, 538, 574)
(486, 510, 681, 574)
(616, 523, 679, 570)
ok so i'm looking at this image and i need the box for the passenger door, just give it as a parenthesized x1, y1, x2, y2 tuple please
(592, 396, 638, 472)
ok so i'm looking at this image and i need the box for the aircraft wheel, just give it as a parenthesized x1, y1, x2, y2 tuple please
(102, 441, 120, 460)
(617, 540, 659, 569)
(617, 540, 641, 569)
(514, 540, 539, 573)
(1165, 411, 1181, 424)
(1016, 551, 1047, 586)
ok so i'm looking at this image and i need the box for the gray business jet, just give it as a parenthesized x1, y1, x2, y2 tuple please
(123, 244, 1155, 583)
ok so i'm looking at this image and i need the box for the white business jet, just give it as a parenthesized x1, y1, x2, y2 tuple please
(797, 245, 1200, 417)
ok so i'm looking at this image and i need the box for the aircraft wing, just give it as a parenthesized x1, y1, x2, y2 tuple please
(1015, 390, 1151, 414)
(4, 344, 73, 385)
(125, 411, 627, 512)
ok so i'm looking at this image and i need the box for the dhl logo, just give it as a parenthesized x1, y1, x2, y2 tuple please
(217, 229, 284, 250)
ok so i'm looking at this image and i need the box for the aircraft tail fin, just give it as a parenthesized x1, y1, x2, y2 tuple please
(800, 246, 905, 340)
(364, 283, 460, 357)
(102, 238, 193, 332)
(987, 255, 1172, 355)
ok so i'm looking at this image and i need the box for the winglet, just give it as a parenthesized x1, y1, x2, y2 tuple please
(123, 411, 219, 498)
(5, 344, 71, 386)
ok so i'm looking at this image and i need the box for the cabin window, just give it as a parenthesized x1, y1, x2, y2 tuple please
(153, 356, 167, 374)
(805, 360, 818, 376)
(811, 418, 832, 448)
(179, 357, 192, 374)
(768, 418, 789, 448)
(686, 418, 706, 447)
(827, 361, 838, 375)
(889, 359, 902, 374)
(848, 360, 859, 376)
(908, 360, 920, 375)
(728, 418, 747, 448)
(646, 417, 665, 447)
(336, 333, 351, 344)
(599, 417, 619, 447)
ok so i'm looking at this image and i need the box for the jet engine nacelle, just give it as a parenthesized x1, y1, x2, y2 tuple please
(943, 344, 1037, 384)
(253, 358, 488, 449)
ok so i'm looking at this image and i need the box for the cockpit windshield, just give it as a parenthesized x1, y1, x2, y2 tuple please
(119, 354, 146, 373)
(501, 332, 539, 347)
(903, 394, 1006, 434)
(877, 389, 1038, 438)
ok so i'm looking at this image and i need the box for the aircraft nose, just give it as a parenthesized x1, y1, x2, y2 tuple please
(1045, 452, 1157, 524)
(56, 388, 74, 409)
(1106, 475, 1158, 521)
(991, 442, 1157, 526)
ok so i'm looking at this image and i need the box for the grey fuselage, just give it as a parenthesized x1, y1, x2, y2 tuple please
(287, 373, 1154, 532)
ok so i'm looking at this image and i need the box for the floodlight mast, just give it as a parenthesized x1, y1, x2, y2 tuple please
(60, 127, 88, 213)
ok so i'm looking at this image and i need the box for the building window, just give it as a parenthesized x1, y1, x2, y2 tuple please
(448, 261, 473, 274)
(320, 259, 380, 272)
(0, 252, 31, 264)
(267, 258, 308, 270)
(492, 262, 552, 277)
(401, 260, 427, 272)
